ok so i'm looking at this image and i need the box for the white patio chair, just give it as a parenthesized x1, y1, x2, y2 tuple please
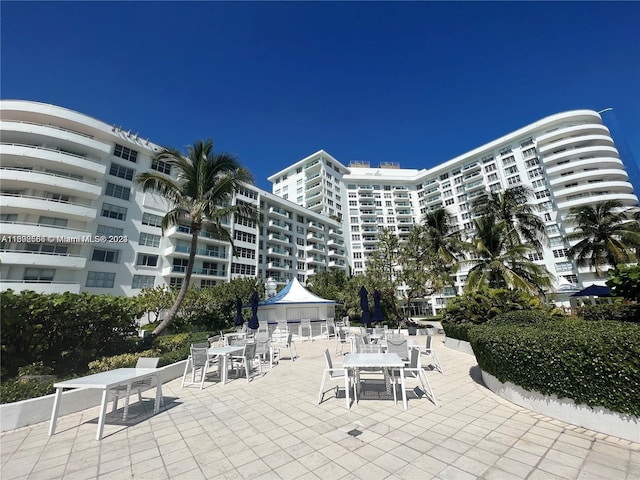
(110, 357, 161, 420)
(208, 335, 223, 347)
(230, 342, 260, 382)
(277, 319, 289, 332)
(335, 328, 349, 355)
(391, 348, 437, 406)
(299, 318, 313, 341)
(254, 332, 274, 369)
(320, 318, 336, 339)
(386, 334, 409, 362)
(318, 348, 355, 404)
(181, 346, 216, 389)
(421, 335, 444, 373)
(272, 328, 297, 362)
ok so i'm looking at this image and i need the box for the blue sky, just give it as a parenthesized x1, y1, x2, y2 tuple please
(2, 1, 639, 192)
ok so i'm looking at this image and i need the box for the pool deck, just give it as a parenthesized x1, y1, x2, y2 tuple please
(1, 334, 638, 479)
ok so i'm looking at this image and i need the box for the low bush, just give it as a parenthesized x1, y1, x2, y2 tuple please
(441, 322, 475, 342)
(578, 303, 640, 323)
(470, 319, 640, 416)
(0, 378, 56, 404)
(488, 310, 553, 325)
(88, 349, 162, 374)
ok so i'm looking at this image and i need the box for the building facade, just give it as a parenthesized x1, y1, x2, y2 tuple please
(268, 110, 638, 314)
(2, 102, 636, 311)
(0, 100, 349, 296)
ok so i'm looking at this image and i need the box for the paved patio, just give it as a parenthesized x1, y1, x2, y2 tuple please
(1, 334, 638, 479)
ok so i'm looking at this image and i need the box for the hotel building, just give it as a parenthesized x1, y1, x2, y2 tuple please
(1, 101, 637, 312)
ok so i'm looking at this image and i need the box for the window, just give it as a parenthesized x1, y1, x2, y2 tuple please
(522, 147, 537, 158)
(105, 182, 131, 200)
(139, 232, 161, 247)
(24, 268, 55, 282)
(169, 277, 183, 288)
(507, 175, 521, 185)
(445, 198, 454, 206)
(142, 212, 162, 227)
(556, 262, 573, 272)
(546, 224, 560, 235)
(525, 157, 539, 168)
(0, 213, 18, 222)
(487, 173, 498, 182)
(46, 192, 70, 203)
(532, 179, 546, 188)
(109, 163, 134, 181)
(489, 183, 501, 191)
(544, 213, 552, 222)
(173, 258, 188, 272)
(86, 271, 115, 288)
(535, 189, 550, 199)
(151, 158, 171, 175)
(562, 275, 578, 284)
(114, 144, 138, 163)
(25, 243, 68, 254)
(504, 166, 518, 175)
(132, 275, 154, 289)
(101, 203, 127, 221)
(38, 216, 67, 227)
(92, 248, 120, 263)
(528, 252, 544, 261)
(136, 254, 159, 267)
(97, 224, 124, 237)
(553, 249, 568, 258)
(502, 156, 516, 166)
(528, 167, 543, 179)
(200, 280, 216, 288)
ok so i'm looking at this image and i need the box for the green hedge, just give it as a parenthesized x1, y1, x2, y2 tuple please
(470, 320, 640, 416)
(488, 310, 553, 325)
(578, 303, 640, 323)
(441, 322, 475, 342)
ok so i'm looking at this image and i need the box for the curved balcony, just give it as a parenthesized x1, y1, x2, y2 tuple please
(167, 225, 229, 244)
(546, 157, 624, 176)
(268, 206, 290, 219)
(553, 180, 634, 200)
(0, 168, 102, 198)
(327, 238, 344, 247)
(0, 120, 111, 157)
(0, 143, 107, 175)
(1, 194, 96, 220)
(268, 247, 290, 257)
(0, 221, 91, 241)
(307, 232, 325, 242)
(542, 145, 619, 167)
(268, 233, 290, 245)
(168, 245, 228, 259)
(329, 259, 347, 268)
(267, 262, 289, 270)
(557, 192, 638, 211)
(0, 280, 81, 294)
(0, 250, 86, 269)
(307, 256, 326, 265)
(549, 169, 629, 187)
(536, 123, 610, 148)
(307, 221, 325, 232)
(539, 135, 615, 158)
(306, 243, 325, 255)
(268, 219, 291, 231)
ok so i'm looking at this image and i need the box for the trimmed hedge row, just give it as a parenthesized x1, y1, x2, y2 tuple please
(470, 320, 640, 417)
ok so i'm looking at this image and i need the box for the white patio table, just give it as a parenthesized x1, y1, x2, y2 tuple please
(342, 352, 407, 410)
(207, 345, 244, 384)
(49, 368, 162, 441)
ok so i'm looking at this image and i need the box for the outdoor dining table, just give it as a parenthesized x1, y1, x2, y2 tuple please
(342, 352, 407, 410)
(207, 345, 244, 384)
(49, 367, 163, 441)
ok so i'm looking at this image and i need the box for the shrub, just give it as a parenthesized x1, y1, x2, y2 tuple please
(578, 303, 640, 323)
(470, 320, 640, 416)
(441, 322, 475, 342)
(488, 310, 554, 325)
(88, 349, 162, 374)
(0, 378, 56, 404)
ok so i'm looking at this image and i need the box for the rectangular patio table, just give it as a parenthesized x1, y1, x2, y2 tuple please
(49, 368, 162, 441)
(207, 345, 244, 384)
(342, 353, 407, 410)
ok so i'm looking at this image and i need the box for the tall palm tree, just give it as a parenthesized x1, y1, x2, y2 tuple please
(458, 215, 552, 296)
(135, 139, 257, 336)
(473, 185, 547, 250)
(565, 200, 640, 276)
(421, 207, 463, 293)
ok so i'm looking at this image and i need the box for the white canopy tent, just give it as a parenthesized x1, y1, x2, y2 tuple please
(258, 278, 337, 323)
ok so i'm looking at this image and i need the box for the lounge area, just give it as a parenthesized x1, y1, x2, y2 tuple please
(2, 333, 637, 479)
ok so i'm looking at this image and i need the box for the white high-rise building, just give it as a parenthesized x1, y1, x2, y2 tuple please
(2, 102, 636, 312)
(268, 110, 638, 314)
(0, 100, 349, 296)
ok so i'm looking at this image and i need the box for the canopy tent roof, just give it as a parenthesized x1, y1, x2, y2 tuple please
(570, 285, 612, 297)
(259, 278, 337, 306)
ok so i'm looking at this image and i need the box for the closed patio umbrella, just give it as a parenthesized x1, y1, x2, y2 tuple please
(248, 289, 260, 330)
(234, 296, 244, 327)
(373, 289, 384, 323)
(360, 286, 372, 326)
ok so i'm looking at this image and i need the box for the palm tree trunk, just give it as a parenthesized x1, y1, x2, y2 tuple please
(152, 229, 199, 336)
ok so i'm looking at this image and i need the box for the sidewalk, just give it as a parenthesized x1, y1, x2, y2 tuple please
(1, 335, 638, 479)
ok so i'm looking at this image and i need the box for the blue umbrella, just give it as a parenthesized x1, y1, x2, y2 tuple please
(359, 286, 371, 326)
(234, 296, 244, 326)
(373, 289, 384, 323)
(248, 289, 260, 330)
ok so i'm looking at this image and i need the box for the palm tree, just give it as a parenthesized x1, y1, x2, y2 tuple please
(473, 185, 547, 250)
(421, 207, 463, 293)
(135, 139, 257, 336)
(565, 200, 640, 276)
(458, 215, 552, 296)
